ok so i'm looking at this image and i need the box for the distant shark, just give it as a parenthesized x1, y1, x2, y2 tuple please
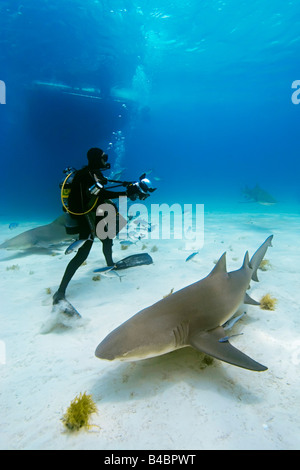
(95, 236, 273, 372)
(110, 86, 139, 102)
(242, 185, 277, 205)
(0, 215, 73, 251)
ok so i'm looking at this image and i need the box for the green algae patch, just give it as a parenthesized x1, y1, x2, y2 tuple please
(62, 392, 98, 432)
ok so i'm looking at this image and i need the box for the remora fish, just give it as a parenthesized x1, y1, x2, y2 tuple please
(95, 236, 273, 372)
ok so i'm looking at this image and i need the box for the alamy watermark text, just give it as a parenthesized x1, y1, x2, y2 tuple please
(96, 197, 204, 246)
(0, 80, 6, 104)
(291, 80, 300, 105)
(0, 340, 6, 365)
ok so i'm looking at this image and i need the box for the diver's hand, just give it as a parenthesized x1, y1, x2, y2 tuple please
(100, 176, 108, 185)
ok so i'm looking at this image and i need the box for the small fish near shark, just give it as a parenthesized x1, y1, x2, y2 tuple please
(185, 251, 199, 262)
(65, 235, 93, 255)
(95, 236, 273, 372)
(9, 223, 19, 230)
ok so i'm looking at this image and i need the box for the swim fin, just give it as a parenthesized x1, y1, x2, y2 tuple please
(93, 253, 153, 273)
(53, 298, 81, 318)
(114, 253, 153, 270)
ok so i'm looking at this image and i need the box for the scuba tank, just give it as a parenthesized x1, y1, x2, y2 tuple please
(59, 166, 100, 219)
(60, 167, 77, 212)
(60, 167, 81, 234)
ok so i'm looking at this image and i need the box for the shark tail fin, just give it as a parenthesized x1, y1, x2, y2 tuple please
(189, 326, 267, 372)
(249, 235, 273, 282)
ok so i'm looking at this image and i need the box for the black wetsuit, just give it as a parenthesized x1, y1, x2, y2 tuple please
(54, 166, 126, 303)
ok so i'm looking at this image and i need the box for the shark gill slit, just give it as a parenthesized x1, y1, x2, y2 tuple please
(173, 322, 189, 348)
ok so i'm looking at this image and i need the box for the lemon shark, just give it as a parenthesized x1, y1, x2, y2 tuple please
(0, 215, 73, 251)
(242, 185, 277, 205)
(95, 235, 273, 371)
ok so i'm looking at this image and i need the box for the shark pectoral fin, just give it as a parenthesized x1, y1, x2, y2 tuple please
(189, 326, 267, 372)
(244, 293, 260, 305)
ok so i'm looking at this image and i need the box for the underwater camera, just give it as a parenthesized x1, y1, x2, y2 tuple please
(128, 173, 156, 201)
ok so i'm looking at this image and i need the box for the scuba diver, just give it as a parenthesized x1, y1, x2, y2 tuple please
(53, 147, 154, 311)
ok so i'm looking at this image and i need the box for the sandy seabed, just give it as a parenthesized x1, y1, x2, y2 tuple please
(0, 207, 300, 450)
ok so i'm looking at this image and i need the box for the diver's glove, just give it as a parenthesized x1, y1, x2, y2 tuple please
(100, 176, 108, 185)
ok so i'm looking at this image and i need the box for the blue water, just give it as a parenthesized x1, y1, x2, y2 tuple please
(1, 0, 300, 218)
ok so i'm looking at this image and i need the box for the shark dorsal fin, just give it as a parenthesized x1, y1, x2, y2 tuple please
(52, 215, 66, 226)
(209, 252, 227, 276)
(242, 251, 250, 269)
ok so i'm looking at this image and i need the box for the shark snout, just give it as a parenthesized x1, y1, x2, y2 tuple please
(95, 341, 116, 360)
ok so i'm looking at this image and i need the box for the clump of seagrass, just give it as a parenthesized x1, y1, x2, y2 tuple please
(6, 264, 20, 271)
(199, 355, 214, 369)
(259, 259, 272, 271)
(260, 293, 277, 311)
(62, 392, 98, 432)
